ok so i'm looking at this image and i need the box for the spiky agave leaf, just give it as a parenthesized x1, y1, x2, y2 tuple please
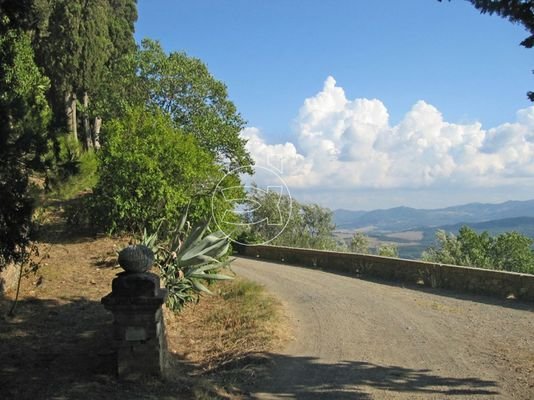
(179, 237, 228, 263)
(180, 221, 209, 250)
(189, 272, 233, 280)
(191, 279, 212, 294)
(150, 217, 233, 312)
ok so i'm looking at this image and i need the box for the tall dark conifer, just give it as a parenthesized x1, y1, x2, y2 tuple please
(33, 0, 138, 143)
(0, 5, 51, 268)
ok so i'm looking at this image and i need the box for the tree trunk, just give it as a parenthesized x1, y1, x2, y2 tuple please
(83, 92, 93, 150)
(71, 93, 78, 142)
(93, 116, 102, 150)
(65, 92, 78, 142)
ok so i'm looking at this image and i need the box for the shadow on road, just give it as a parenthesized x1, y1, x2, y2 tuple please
(0, 295, 500, 399)
(213, 353, 500, 399)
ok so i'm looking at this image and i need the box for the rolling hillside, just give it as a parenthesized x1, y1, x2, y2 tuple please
(334, 200, 534, 259)
(334, 199, 534, 232)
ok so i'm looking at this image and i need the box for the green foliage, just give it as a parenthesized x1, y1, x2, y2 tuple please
(457, 226, 493, 268)
(143, 217, 233, 312)
(235, 230, 263, 245)
(132, 39, 253, 172)
(422, 226, 534, 274)
(350, 232, 370, 254)
(300, 204, 337, 249)
(33, 0, 138, 128)
(44, 135, 98, 196)
(490, 231, 534, 273)
(52, 154, 98, 200)
(0, 13, 50, 269)
(242, 187, 337, 250)
(244, 186, 294, 245)
(378, 243, 399, 258)
(90, 108, 223, 233)
(422, 230, 462, 265)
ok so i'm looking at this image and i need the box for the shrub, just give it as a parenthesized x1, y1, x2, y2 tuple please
(143, 216, 233, 312)
(91, 108, 223, 233)
(423, 226, 534, 274)
(45, 135, 99, 199)
(378, 244, 399, 258)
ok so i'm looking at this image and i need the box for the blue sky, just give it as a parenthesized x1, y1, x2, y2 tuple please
(135, 1, 534, 210)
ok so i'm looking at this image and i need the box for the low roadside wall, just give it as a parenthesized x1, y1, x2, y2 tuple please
(236, 244, 534, 302)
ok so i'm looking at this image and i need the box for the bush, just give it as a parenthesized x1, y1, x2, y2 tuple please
(90, 108, 223, 233)
(142, 216, 233, 312)
(45, 135, 99, 199)
(423, 227, 534, 274)
(0, 24, 50, 269)
(378, 244, 399, 258)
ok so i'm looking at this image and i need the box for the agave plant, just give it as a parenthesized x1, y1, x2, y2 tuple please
(142, 214, 234, 312)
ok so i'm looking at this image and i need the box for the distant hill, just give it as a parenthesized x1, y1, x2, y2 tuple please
(366, 216, 534, 260)
(333, 199, 534, 232)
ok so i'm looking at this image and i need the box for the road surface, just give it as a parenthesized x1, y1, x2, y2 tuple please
(232, 257, 534, 399)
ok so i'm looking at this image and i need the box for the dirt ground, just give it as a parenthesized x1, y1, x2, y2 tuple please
(0, 214, 283, 400)
(232, 257, 534, 400)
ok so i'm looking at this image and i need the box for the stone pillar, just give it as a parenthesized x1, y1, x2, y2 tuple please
(101, 245, 168, 380)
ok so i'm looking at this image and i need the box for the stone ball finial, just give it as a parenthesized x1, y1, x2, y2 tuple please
(118, 244, 155, 273)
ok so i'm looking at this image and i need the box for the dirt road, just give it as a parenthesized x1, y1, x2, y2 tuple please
(232, 257, 534, 399)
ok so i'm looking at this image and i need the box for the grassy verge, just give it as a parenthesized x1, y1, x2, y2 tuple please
(0, 225, 289, 400)
(47, 149, 99, 201)
(3, 184, 289, 398)
(165, 275, 291, 398)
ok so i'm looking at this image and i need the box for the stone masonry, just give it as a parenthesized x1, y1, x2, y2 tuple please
(101, 246, 168, 380)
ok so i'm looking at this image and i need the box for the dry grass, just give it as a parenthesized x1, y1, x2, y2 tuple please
(164, 276, 291, 398)
(167, 277, 289, 369)
(0, 204, 290, 399)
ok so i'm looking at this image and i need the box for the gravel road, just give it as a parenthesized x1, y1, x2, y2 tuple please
(232, 257, 534, 400)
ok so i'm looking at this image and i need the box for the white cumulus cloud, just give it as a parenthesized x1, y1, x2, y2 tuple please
(241, 76, 534, 202)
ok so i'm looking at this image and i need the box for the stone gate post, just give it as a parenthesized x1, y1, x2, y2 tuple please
(101, 244, 167, 379)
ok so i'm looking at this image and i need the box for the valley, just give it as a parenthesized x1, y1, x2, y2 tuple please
(333, 200, 534, 259)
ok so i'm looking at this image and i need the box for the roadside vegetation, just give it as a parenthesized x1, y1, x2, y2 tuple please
(0, 1, 286, 396)
(1, 0, 533, 396)
(422, 226, 534, 274)
(0, 219, 288, 398)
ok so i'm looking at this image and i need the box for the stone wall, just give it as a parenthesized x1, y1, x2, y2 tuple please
(237, 244, 534, 302)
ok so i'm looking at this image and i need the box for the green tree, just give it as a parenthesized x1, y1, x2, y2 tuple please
(350, 232, 370, 254)
(378, 244, 399, 258)
(91, 107, 224, 233)
(300, 204, 336, 249)
(33, 0, 137, 145)
(423, 226, 534, 274)
(133, 39, 253, 173)
(0, 12, 51, 268)
(490, 231, 534, 273)
(92, 0, 137, 124)
(243, 188, 336, 249)
(457, 226, 493, 268)
(243, 186, 295, 245)
(422, 229, 463, 265)
(423, 227, 494, 267)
